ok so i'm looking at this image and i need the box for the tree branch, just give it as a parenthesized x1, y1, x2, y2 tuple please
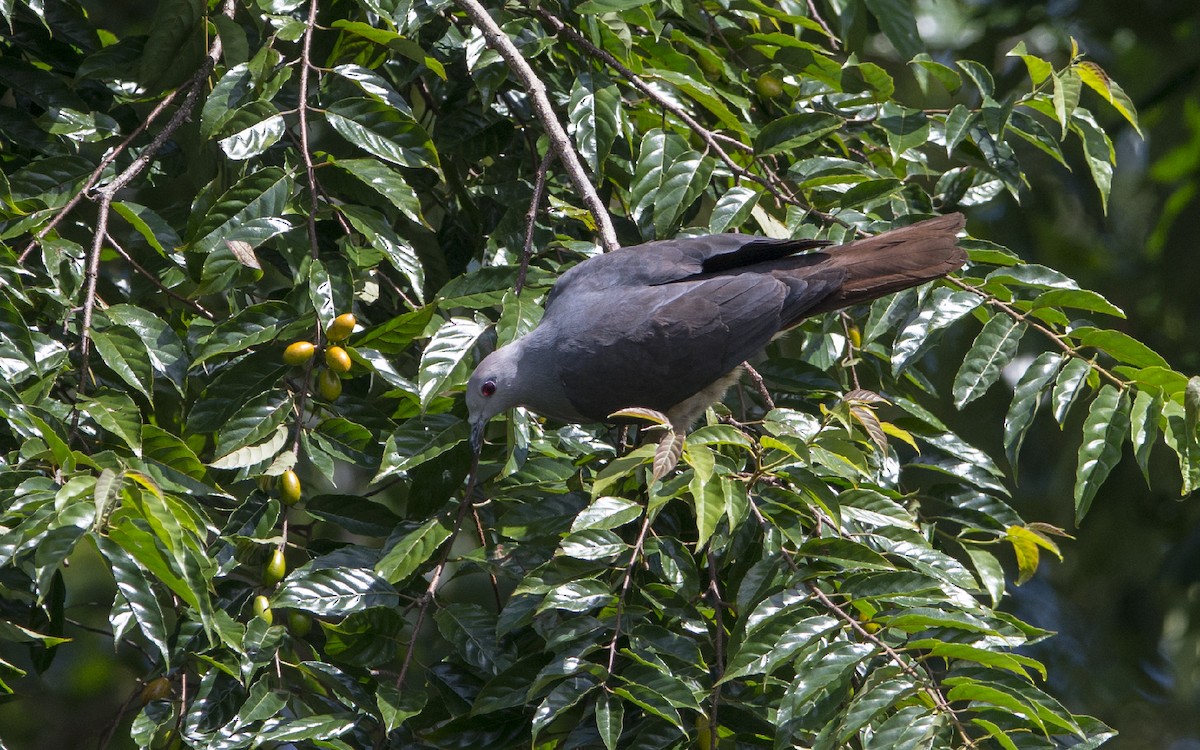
(517, 149, 555, 295)
(948, 276, 1128, 389)
(453, 0, 619, 252)
(532, 7, 849, 230)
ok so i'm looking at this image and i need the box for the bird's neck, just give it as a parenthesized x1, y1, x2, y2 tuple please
(508, 329, 588, 423)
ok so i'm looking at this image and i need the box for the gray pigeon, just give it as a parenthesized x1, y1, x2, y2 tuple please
(467, 214, 967, 451)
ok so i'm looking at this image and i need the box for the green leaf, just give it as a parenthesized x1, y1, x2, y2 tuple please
(95, 536, 171, 668)
(91, 326, 154, 401)
(1051, 357, 1091, 424)
(333, 158, 428, 227)
(1070, 109, 1115, 213)
(81, 390, 143, 455)
(375, 517, 453, 583)
(273, 566, 399, 616)
(754, 113, 843, 156)
(417, 317, 485, 409)
(1071, 326, 1168, 369)
(879, 102, 929, 157)
(216, 104, 285, 161)
(533, 675, 599, 739)
(654, 151, 715, 238)
(188, 167, 291, 255)
(892, 288, 981, 374)
(571, 496, 643, 532)
(568, 71, 621, 178)
(1074, 385, 1130, 523)
(1052, 69, 1082, 136)
(906, 638, 1045, 679)
(1129, 389, 1161, 487)
(208, 424, 287, 470)
(840, 178, 903, 209)
(863, 0, 923, 59)
(374, 413, 469, 481)
(595, 692, 623, 750)
(629, 129, 685, 237)
(325, 98, 439, 172)
(1031, 289, 1124, 319)
(943, 104, 975, 155)
(908, 53, 962, 95)
(342, 204, 425, 302)
(1076, 61, 1141, 136)
(953, 316, 1026, 408)
(212, 390, 291, 461)
(1007, 41, 1053, 85)
(1004, 352, 1064, 474)
(354, 304, 434, 353)
(435, 602, 511, 674)
(709, 185, 760, 234)
(106, 304, 187, 393)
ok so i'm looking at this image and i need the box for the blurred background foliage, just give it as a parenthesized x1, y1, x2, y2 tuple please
(0, 0, 1198, 748)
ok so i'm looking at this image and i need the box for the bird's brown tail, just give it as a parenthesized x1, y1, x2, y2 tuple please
(801, 213, 967, 316)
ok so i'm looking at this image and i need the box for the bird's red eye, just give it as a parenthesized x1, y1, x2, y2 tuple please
(481, 380, 496, 397)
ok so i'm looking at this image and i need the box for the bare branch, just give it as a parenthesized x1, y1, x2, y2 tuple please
(453, 0, 619, 252)
(298, 0, 322, 262)
(517, 150, 555, 295)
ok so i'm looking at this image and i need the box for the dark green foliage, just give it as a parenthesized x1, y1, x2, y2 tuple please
(0, 0, 1186, 748)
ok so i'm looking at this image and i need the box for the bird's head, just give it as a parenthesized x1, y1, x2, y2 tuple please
(466, 345, 522, 452)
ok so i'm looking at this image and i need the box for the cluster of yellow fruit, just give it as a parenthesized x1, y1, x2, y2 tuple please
(282, 312, 357, 401)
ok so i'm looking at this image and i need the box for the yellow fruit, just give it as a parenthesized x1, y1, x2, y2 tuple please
(848, 324, 862, 349)
(253, 595, 273, 624)
(279, 470, 301, 505)
(264, 548, 286, 586)
(318, 368, 342, 401)
(288, 611, 312, 637)
(140, 676, 171, 704)
(325, 346, 351, 373)
(283, 341, 316, 366)
(327, 313, 356, 342)
(755, 71, 784, 99)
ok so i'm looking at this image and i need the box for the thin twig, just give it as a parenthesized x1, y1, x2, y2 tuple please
(606, 512, 653, 675)
(516, 150, 555, 295)
(106, 232, 214, 319)
(741, 362, 775, 411)
(805, 0, 841, 49)
(298, 0, 322, 262)
(839, 311, 861, 390)
(76, 194, 111, 403)
(397, 451, 481, 690)
(19, 87, 185, 264)
(454, 0, 619, 252)
(288, 0, 324, 458)
(705, 550, 726, 750)
(470, 502, 503, 612)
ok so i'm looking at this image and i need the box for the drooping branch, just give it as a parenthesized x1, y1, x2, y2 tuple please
(452, 0, 619, 252)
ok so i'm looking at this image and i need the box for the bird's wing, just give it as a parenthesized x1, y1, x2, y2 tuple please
(553, 270, 842, 421)
(544, 235, 830, 314)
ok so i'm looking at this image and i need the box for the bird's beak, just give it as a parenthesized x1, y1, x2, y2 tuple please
(470, 418, 485, 453)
